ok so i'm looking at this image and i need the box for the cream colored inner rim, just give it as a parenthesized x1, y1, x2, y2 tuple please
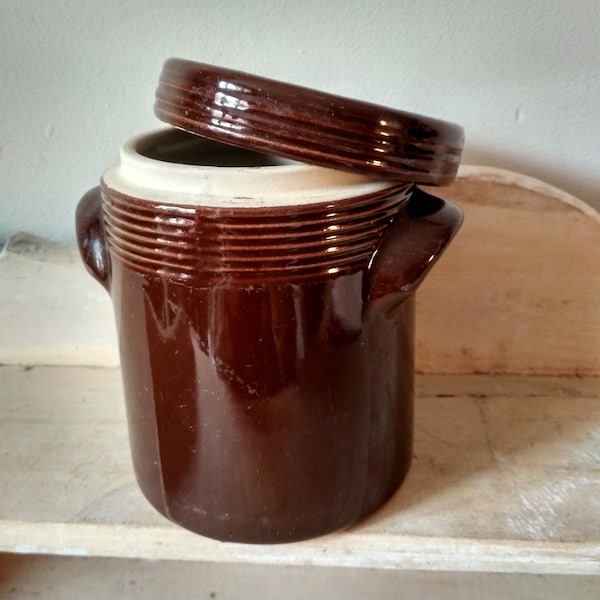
(102, 128, 397, 207)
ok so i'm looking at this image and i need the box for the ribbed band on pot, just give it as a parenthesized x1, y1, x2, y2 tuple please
(101, 183, 413, 283)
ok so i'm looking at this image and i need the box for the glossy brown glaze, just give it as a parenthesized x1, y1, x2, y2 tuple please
(100, 185, 412, 284)
(154, 59, 464, 186)
(76, 183, 462, 543)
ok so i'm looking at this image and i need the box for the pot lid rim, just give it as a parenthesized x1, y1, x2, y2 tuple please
(154, 58, 464, 185)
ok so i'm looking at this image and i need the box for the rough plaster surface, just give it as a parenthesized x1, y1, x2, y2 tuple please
(1, 0, 599, 242)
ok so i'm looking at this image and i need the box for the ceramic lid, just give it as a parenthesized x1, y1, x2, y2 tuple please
(154, 58, 464, 185)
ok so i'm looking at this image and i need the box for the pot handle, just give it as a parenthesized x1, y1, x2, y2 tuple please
(367, 187, 463, 303)
(75, 186, 111, 292)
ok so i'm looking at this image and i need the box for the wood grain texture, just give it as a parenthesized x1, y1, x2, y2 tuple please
(0, 233, 119, 367)
(419, 166, 600, 375)
(1, 554, 599, 600)
(1, 365, 598, 574)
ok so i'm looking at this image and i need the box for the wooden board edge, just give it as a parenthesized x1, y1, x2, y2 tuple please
(1, 521, 598, 576)
(456, 165, 600, 223)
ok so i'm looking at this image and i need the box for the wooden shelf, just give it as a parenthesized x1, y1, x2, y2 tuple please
(1, 166, 599, 596)
(1, 365, 599, 575)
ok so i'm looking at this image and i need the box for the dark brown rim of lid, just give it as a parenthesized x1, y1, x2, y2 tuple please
(154, 58, 464, 185)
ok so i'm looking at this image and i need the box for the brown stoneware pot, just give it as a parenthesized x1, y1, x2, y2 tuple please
(76, 60, 464, 543)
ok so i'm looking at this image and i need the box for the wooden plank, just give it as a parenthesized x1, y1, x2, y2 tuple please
(1, 554, 599, 600)
(1, 365, 598, 574)
(419, 166, 600, 375)
(0, 233, 119, 367)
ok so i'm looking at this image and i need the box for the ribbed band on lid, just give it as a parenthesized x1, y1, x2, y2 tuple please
(154, 58, 464, 186)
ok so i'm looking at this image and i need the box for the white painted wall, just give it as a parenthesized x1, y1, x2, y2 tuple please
(1, 0, 599, 242)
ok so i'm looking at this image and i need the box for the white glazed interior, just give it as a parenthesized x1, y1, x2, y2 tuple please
(102, 128, 398, 207)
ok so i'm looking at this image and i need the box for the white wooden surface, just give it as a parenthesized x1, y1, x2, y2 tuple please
(0, 233, 118, 367)
(1, 554, 599, 600)
(419, 166, 600, 375)
(1, 365, 599, 575)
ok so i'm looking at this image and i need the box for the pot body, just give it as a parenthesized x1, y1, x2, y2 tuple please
(112, 232, 416, 543)
(76, 128, 462, 543)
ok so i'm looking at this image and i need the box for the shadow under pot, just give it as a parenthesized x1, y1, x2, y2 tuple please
(76, 127, 463, 543)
